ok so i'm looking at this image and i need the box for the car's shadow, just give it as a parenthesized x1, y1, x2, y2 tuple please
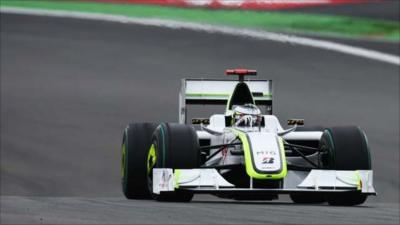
(190, 198, 372, 208)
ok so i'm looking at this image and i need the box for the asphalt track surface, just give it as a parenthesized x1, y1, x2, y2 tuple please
(1, 13, 399, 224)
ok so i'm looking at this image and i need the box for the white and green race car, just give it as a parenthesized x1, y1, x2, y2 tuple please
(121, 69, 375, 205)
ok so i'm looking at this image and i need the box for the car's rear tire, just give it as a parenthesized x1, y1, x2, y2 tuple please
(148, 123, 200, 202)
(121, 123, 158, 199)
(290, 126, 326, 204)
(319, 126, 371, 206)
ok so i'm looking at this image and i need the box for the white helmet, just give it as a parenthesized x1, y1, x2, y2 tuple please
(232, 104, 262, 127)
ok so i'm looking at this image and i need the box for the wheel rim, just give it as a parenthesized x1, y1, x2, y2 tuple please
(147, 143, 157, 195)
(319, 131, 335, 169)
(121, 143, 126, 180)
(121, 141, 128, 194)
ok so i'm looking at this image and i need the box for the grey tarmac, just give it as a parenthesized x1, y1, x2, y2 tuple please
(0, 13, 399, 224)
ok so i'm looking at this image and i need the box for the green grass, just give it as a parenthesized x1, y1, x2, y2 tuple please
(1, 0, 399, 41)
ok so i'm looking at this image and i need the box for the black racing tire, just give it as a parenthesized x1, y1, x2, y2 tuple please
(290, 126, 326, 204)
(148, 123, 200, 202)
(121, 123, 158, 199)
(319, 126, 371, 206)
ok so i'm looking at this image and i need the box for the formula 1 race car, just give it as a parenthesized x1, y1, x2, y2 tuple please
(121, 69, 375, 205)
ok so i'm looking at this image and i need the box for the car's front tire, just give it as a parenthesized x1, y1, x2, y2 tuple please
(319, 126, 371, 206)
(121, 123, 158, 199)
(147, 123, 200, 202)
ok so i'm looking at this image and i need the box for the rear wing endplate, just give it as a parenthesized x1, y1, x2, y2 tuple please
(179, 79, 273, 124)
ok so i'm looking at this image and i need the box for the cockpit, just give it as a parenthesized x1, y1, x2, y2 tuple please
(232, 104, 263, 127)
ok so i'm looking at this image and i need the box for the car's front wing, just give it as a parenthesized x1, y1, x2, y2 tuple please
(152, 168, 376, 195)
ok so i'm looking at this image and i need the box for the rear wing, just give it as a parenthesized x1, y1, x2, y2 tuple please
(179, 79, 273, 124)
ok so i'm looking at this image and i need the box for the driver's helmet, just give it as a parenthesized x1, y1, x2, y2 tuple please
(232, 104, 262, 127)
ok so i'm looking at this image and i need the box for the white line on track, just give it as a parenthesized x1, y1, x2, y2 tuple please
(1, 7, 399, 66)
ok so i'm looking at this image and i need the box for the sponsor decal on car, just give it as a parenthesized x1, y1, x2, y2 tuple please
(262, 156, 275, 164)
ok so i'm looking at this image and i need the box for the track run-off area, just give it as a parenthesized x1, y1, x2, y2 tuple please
(1, 9, 399, 225)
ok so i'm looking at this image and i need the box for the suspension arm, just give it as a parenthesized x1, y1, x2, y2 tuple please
(200, 142, 242, 151)
(286, 145, 319, 168)
(284, 143, 320, 152)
